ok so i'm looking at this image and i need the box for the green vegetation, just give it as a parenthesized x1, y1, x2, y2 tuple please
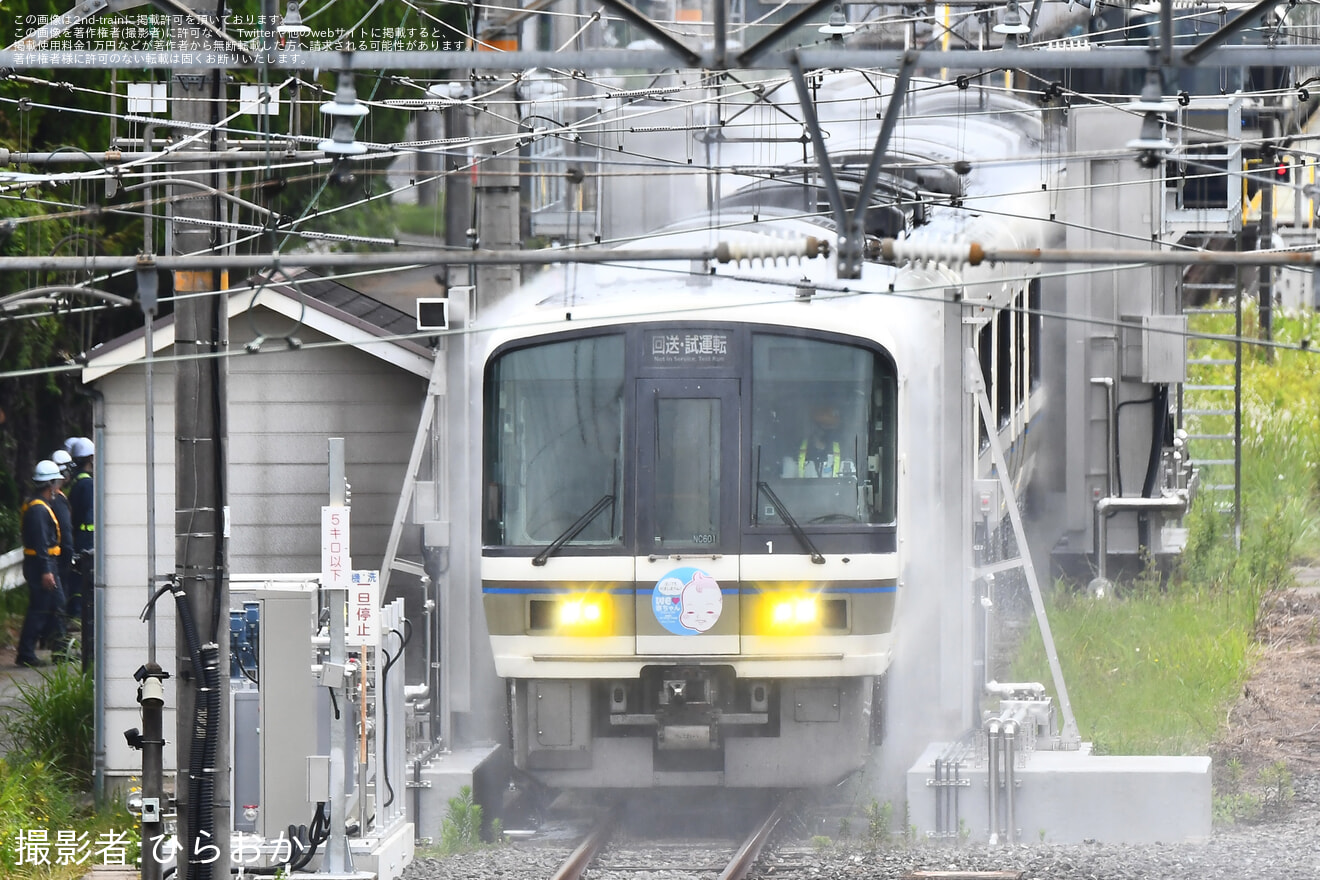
(1, 661, 94, 784)
(863, 798, 893, 849)
(1012, 307, 1320, 815)
(391, 200, 448, 240)
(435, 785, 500, 854)
(0, 662, 137, 880)
(0, 587, 27, 650)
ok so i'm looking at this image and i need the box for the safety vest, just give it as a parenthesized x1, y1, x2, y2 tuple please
(21, 497, 61, 557)
(799, 440, 841, 477)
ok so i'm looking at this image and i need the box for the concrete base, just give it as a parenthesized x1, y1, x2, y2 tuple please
(411, 744, 507, 845)
(348, 816, 415, 880)
(907, 741, 1212, 844)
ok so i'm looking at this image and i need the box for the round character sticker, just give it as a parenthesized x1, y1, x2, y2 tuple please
(652, 567, 723, 635)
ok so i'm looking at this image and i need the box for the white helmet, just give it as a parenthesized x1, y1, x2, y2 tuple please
(63, 436, 79, 453)
(51, 449, 73, 471)
(70, 437, 94, 459)
(33, 460, 62, 483)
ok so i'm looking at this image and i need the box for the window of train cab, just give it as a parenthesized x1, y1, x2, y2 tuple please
(484, 334, 627, 552)
(749, 333, 897, 547)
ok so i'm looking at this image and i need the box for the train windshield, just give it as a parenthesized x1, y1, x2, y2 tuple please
(485, 335, 626, 547)
(750, 335, 896, 526)
(484, 327, 897, 552)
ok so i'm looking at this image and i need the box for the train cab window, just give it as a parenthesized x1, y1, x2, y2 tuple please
(655, 398, 722, 548)
(484, 334, 626, 547)
(749, 334, 897, 526)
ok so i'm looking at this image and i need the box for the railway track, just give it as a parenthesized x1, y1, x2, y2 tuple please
(550, 799, 785, 880)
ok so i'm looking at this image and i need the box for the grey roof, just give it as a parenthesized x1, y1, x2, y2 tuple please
(262, 268, 422, 341)
(83, 267, 433, 374)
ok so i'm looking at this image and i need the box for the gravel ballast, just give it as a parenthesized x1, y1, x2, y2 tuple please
(402, 774, 1320, 880)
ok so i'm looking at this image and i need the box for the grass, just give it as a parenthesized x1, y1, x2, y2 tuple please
(0, 586, 26, 650)
(0, 661, 136, 879)
(1012, 305, 1320, 762)
(0, 661, 94, 785)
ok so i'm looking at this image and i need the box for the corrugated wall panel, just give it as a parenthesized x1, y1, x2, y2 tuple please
(95, 313, 430, 778)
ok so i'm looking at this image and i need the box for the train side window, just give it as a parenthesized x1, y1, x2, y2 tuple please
(977, 321, 992, 449)
(996, 308, 1012, 427)
(1028, 280, 1042, 391)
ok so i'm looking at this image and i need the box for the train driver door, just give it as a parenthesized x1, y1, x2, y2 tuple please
(634, 378, 741, 655)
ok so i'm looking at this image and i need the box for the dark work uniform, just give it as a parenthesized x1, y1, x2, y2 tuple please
(51, 488, 74, 620)
(17, 494, 66, 665)
(69, 469, 93, 616)
(69, 467, 93, 667)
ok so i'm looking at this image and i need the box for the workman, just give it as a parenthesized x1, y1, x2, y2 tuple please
(67, 436, 94, 667)
(795, 403, 845, 478)
(16, 460, 68, 668)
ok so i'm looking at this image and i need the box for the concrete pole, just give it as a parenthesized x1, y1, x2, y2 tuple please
(171, 5, 230, 877)
(1259, 112, 1275, 362)
(472, 0, 523, 316)
(443, 104, 472, 248)
(417, 109, 441, 209)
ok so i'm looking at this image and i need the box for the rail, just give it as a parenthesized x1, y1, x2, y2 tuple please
(549, 798, 783, 880)
(718, 800, 786, 880)
(549, 812, 617, 880)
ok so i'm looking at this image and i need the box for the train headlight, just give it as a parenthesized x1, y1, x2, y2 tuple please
(770, 597, 818, 626)
(559, 598, 604, 627)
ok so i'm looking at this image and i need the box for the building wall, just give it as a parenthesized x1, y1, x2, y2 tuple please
(98, 315, 429, 779)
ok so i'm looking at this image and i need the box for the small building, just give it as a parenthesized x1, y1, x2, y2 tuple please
(82, 270, 433, 786)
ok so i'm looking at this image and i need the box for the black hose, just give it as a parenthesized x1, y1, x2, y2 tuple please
(1113, 393, 1158, 497)
(192, 644, 220, 880)
(171, 584, 214, 880)
(380, 625, 410, 809)
(1138, 384, 1170, 553)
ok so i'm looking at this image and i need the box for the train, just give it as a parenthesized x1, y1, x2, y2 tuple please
(464, 72, 1188, 790)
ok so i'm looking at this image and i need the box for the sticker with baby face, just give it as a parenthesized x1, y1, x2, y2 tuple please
(651, 567, 723, 635)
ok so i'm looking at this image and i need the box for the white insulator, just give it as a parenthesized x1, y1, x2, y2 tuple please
(881, 239, 978, 269)
(716, 236, 827, 264)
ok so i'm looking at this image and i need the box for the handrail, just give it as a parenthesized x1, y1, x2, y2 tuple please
(0, 547, 22, 590)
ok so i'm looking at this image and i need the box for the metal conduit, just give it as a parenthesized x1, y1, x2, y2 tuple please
(1094, 494, 1191, 583)
(986, 719, 1001, 845)
(1002, 720, 1018, 845)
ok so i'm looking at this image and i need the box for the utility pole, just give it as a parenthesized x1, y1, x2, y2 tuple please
(472, 0, 523, 314)
(1259, 111, 1275, 361)
(171, 4, 230, 877)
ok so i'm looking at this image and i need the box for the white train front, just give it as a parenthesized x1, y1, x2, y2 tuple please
(464, 75, 1182, 790)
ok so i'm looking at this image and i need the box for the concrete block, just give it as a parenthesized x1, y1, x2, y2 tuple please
(411, 744, 507, 845)
(907, 741, 1211, 844)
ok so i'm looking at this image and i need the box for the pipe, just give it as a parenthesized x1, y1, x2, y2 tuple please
(934, 757, 944, 837)
(1094, 494, 1190, 582)
(90, 388, 106, 803)
(984, 680, 1046, 700)
(0, 240, 827, 271)
(952, 746, 965, 839)
(1002, 720, 1018, 845)
(986, 718, 1001, 845)
(140, 665, 167, 880)
(122, 177, 281, 223)
(1090, 378, 1116, 499)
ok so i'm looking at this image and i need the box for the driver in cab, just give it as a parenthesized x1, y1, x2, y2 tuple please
(785, 402, 853, 478)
